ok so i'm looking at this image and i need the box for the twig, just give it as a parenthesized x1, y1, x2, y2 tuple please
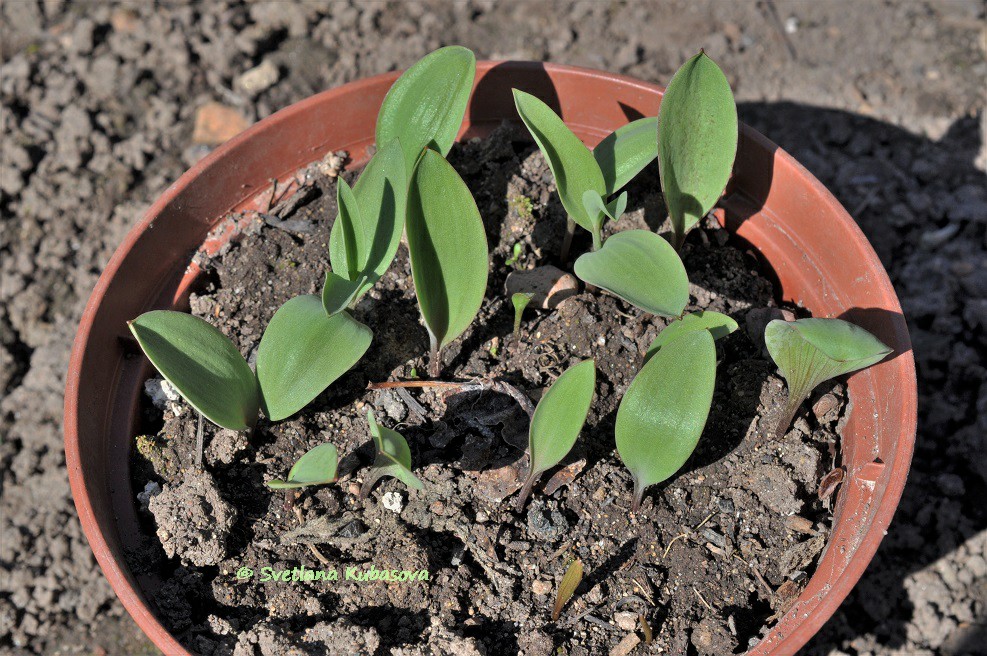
(763, 0, 798, 61)
(662, 533, 688, 559)
(292, 498, 330, 565)
(271, 183, 317, 219)
(694, 511, 715, 530)
(266, 178, 278, 211)
(693, 587, 714, 611)
(367, 379, 535, 419)
(394, 388, 427, 421)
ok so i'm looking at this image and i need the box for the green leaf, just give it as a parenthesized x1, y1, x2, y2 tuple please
(129, 311, 259, 431)
(593, 117, 659, 195)
(267, 443, 339, 489)
(573, 230, 689, 317)
(552, 558, 583, 621)
(765, 318, 891, 438)
(361, 409, 423, 498)
(256, 295, 372, 421)
(582, 190, 628, 224)
(657, 51, 738, 245)
(512, 292, 534, 335)
(644, 310, 737, 364)
(516, 360, 595, 511)
(513, 89, 607, 243)
(616, 330, 716, 511)
(376, 46, 476, 175)
(406, 149, 489, 370)
(328, 139, 408, 303)
(321, 271, 365, 316)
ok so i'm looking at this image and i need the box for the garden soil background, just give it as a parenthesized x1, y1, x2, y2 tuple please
(0, 1, 984, 654)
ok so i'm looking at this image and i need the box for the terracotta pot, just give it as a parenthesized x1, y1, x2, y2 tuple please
(65, 61, 916, 655)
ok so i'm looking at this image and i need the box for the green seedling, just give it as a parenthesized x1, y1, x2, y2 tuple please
(267, 442, 339, 489)
(505, 242, 523, 267)
(617, 330, 717, 511)
(552, 557, 583, 621)
(360, 410, 423, 498)
(406, 149, 489, 377)
(765, 318, 891, 439)
(657, 51, 738, 250)
(376, 45, 476, 175)
(324, 139, 408, 314)
(644, 310, 737, 364)
(512, 292, 534, 334)
(573, 230, 689, 317)
(513, 90, 656, 252)
(129, 311, 259, 431)
(256, 295, 372, 422)
(515, 360, 596, 511)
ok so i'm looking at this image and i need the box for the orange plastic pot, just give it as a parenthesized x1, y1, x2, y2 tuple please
(64, 61, 916, 655)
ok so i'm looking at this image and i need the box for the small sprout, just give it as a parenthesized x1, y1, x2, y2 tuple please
(512, 292, 535, 334)
(592, 116, 659, 196)
(508, 195, 534, 221)
(406, 149, 489, 377)
(552, 557, 583, 621)
(267, 443, 339, 489)
(256, 295, 372, 422)
(376, 46, 476, 175)
(644, 310, 738, 364)
(640, 614, 653, 645)
(128, 311, 259, 431)
(617, 330, 717, 511)
(582, 189, 628, 224)
(516, 360, 596, 511)
(325, 138, 407, 313)
(658, 51, 738, 249)
(573, 230, 689, 317)
(488, 337, 500, 358)
(765, 318, 891, 439)
(505, 242, 523, 266)
(360, 410, 423, 499)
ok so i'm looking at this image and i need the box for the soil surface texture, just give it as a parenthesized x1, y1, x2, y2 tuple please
(1, 2, 984, 655)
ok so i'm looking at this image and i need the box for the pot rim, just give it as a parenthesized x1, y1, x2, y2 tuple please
(64, 60, 916, 656)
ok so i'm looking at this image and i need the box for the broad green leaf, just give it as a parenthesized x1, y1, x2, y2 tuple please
(129, 311, 258, 431)
(582, 190, 628, 224)
(256, 295, 372, 421)
(516, 360, 596, 511)
(644, 310, 737, 363)
(573, 230, 689, 317)
(321, 271, 365, 316)
(406, 149, 489, 366)
(657, 52, 738, 245)
(512, 292, 534, 334)
(552, 558, 583, 621)
(616, 330, 716, 511)
(513, 89, 607, 243)
(593, 117, 659, 195)
(328, 139, 408, 303)
(361, 409, 423, 498)
(267, 443, 339, 489)
(376, 46, 476, 175)
(765, 318, 891, 438)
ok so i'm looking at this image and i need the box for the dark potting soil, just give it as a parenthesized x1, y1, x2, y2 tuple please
(128, 123, 850, 656)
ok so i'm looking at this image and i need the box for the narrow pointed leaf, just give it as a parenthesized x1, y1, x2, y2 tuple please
(765, 318, 891, 437)
(616, 330, 716, 511)
(256, 296, 372, 421)
(606, 192, 628, 222)
(376, 46, 476, 174)
(517, 360, 595, 511)
(657, 51, 738, 240)
(644, 310, 737, 363)
(328, 139, 408, 302)
(129, 311, 259, 431)
(406, 149, 489, 352)
(593, 116, 659, 195)
(267, 443, 339, 489)
(513, 89, 606, 238)
(574, 230, 689, 317)
(582, 189, 627, 224)
(552, 558, 583, 621)
(321, 271, 365, 315)
(361, 410, 423, 497)
(512, 292, 534, 334)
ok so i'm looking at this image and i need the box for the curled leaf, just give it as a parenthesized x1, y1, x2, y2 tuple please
(616, 330, 716, 511)
(765, 318, 891, 439)
(268, 443, 339, 489)
(552, 558, 583, 621)
(658, 51, 738, 247)
(574, 230, 689, 317)
(593, 116, 659, 195)
(512, 292, 534, 334)
(376, 46, 476, 174)
(582, 189, 628, 225)
(516, 360, 596, 511)
(360, 410, 423, 498)
(256, 295, 372, 421)
(645, 310, 738, 364)
(129, 311, 259, 431)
